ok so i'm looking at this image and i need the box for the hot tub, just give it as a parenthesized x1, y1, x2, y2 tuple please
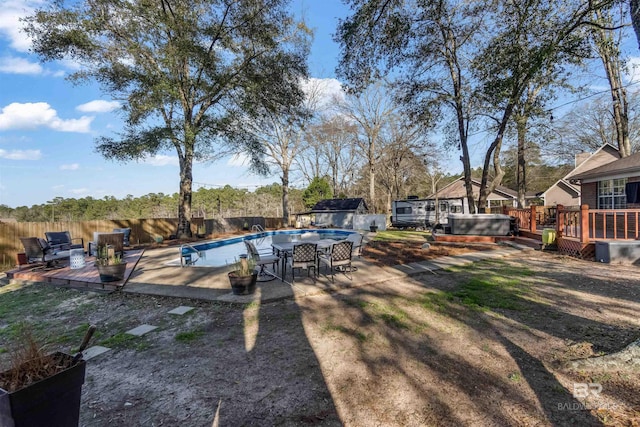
(448, 213, 513, 236)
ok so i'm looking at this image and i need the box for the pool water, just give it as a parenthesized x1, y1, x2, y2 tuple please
(171, 229, 355, 268)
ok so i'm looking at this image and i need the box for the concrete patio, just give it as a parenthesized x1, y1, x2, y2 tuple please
(4, 238, 530, 304)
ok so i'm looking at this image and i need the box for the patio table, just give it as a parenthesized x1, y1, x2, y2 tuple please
(272, 239, 337, 277)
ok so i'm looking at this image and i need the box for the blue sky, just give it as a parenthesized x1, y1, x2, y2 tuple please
(0, 0, 350, 208)
(0, 1, 637, 208)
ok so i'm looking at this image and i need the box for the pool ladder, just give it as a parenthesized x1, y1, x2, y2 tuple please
(180, 243, 204, 267)
(251, 224, 267, 245)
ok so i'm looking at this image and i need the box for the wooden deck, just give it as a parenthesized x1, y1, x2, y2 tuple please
(5, 249, 144, 293)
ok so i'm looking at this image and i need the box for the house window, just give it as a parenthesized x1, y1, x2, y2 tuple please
(597, 178, 627, 209)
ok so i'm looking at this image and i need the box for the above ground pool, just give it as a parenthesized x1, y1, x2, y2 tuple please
(170, 229, 357, 268)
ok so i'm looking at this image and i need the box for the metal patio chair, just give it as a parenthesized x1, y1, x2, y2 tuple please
(318, 240, 353, 282)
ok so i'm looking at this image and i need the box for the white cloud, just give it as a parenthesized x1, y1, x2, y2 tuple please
(76, 100, 120, 113)
(0, 1, 36, 52)
(0, 102, 93, 132)
(0, 148, 41, 160)
(227, 153, 250, 167)
(60, 163, 79, 170)
(301, 77, 346, 109)
(143, 155, 178, 166)
(0, 56, 42, 74)
(69, 188, 88, 195)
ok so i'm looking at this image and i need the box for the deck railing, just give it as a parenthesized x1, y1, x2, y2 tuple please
(504, 205, 640, 243)
(557, 204, 640, 242)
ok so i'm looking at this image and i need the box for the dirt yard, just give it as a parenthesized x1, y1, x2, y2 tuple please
(1, 242, 639, 426)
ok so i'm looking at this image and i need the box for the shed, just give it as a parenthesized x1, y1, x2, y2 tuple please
(308, 198, 369, 229)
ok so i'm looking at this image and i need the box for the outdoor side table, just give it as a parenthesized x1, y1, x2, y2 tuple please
(69, 248, 86, 269)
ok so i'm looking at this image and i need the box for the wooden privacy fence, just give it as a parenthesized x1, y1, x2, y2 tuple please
(0, 218, 199, 266)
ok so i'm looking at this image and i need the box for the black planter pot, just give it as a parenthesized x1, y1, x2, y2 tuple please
(0, 352, 86, 427)
(228, 272, 258, 295)
(97, 263, 127, 282)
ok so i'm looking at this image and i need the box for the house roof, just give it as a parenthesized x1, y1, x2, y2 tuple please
(564, 143, 620, 180)
(430, 177, 517, 200)
(541, 179, 580, 198)
(570, 151, 640, 182)
(311, 198, 367, 212)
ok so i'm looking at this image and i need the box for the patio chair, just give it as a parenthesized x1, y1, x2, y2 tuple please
(346, 233, 364, 258)
(44, 231, 84, 252)
(318, 240, 353, 282)
(19, 237, 70, 269)
(271, 234, 291, 255)
(88, 232, 126, 257)
(287, 242, 318, 282)
(112, 228, 132, 246)
(244, 240, 281, 281)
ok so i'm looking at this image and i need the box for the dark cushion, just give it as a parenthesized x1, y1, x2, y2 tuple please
(38, 238, 52, 253)
(45, 231, 71, 246)
(113, 228, 131, 246)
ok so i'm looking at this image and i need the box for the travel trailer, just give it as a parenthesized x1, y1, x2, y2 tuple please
(391, 196, 470, 230)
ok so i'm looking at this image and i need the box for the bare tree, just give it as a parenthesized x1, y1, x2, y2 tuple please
(248, 79, 328, 225)
(376, 114, 430, 212)
(303, 116, 360, 197)
(591, 5, 632, 157)
(337, 83, 396, 212)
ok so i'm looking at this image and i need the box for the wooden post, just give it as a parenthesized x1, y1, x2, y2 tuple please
(580, 204, 590, 244)
(556, 204, 564, 237)
(530, 205, 537, 233)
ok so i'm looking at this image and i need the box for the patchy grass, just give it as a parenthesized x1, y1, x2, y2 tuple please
(175, 329, 205, 343)
(422, 261, 533, 312)
(100, 332, 150, 351)
(0, 285, 74, 321)
(373, 230, 430, 242)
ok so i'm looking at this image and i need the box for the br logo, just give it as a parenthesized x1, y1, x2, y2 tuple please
(573, 383, 602, 399)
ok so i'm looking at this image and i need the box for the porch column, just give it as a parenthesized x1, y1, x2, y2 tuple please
(530, 205, 537, 233)
(556, 204, 564, 237)
(580, 204, 590, 244)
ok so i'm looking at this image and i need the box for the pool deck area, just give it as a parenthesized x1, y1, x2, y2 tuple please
(4, 237, 531, 304)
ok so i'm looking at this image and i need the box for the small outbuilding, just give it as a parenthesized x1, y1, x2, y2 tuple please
(304, 198, 369, 229)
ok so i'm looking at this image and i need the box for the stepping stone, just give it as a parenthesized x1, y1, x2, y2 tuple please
(82, 345, 111, 361)
(168, 305, 194, 315)
(126, 324, 158, 336)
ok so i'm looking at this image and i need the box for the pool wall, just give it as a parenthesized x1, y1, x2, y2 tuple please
(174, 229, 359, 267)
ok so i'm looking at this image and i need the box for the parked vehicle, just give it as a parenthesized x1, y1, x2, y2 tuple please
(391, 196, 469, 230)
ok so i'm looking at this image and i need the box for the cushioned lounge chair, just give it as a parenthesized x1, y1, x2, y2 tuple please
(44, 231, 84, 252)
(20, 237, 70, 269)
(88, 232, 125, 257)
(112, 228, 131, 246)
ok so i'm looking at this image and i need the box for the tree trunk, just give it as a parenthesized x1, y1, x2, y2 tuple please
(516, 115, 527, 208)
(595, 9, 631, 157)
(282, 169, 290, 227)
(177, 158, 193, 238)
(369, 138, 376, 213)
(631, 0, 640, 50)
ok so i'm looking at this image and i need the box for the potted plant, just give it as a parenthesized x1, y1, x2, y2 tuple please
(227, 255, 257, 295)
(0, 325, 95, 427)
(95, 245, 127, 282)
(369, 220, 378, 232)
